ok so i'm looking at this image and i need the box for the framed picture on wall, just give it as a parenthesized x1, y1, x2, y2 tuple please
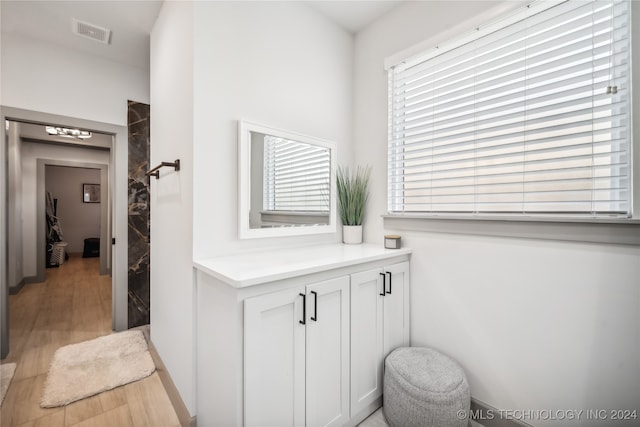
(83, 183, 100, 203)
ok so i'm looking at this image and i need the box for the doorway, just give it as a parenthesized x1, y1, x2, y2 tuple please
(1, 106, 129, 359)
(7, 120, 112, 282)
(42, 163, 110, 276)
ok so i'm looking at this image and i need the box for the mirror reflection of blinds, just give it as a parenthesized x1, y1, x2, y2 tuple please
(388, 0, 631, 216)
(264, 136, 331, 212)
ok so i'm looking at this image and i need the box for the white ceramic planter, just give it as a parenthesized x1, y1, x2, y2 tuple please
(343, 225, 363, 244)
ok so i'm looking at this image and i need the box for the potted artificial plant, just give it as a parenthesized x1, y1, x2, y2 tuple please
(336, 165, 371, 244)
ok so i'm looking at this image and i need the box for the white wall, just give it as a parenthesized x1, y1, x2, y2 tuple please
(45, 166, 102, 253)
(149, 0, 195, 416)
(149, 1, 353, 417)
(192, 1, 353, 258)
(21, 142, 110, 278)
(1, 33, 148, 126)
(405, 233, 639, 420)
(354, 1, 640, 424)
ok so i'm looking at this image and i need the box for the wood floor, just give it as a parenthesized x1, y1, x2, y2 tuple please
(0, 255, 180, 427)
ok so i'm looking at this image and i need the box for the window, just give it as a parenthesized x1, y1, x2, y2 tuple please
(263, 135, 331, 213)
(388, 0, 631, 217)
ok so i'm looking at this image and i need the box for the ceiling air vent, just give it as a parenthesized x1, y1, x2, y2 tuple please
(72, 18, 111, 45)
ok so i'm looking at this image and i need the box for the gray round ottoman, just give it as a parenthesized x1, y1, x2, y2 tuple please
(383, 347, 470, 427)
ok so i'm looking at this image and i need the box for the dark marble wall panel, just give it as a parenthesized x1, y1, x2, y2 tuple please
(128, 101, 150, 328)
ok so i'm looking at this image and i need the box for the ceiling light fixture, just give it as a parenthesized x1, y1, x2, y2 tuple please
(46, 126, 92, 140)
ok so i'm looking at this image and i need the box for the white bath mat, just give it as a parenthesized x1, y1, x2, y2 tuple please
(41, 330, 155, 407)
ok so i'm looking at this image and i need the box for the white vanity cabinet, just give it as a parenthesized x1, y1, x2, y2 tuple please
(194, 244, 411, 427)
(244, 276, 350, 427)
(350, 262, 410, 416)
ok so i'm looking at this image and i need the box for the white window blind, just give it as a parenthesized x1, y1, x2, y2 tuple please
(388, 0, 631, 217)
(263, 135, 331, 212)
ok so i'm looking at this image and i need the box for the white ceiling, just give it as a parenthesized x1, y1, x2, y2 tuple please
(307, 1, 404, 33)
(0, 0, 163, 71)
(0, 1, 403, 72)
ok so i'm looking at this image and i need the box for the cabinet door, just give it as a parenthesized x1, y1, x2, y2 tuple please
(245, 287, 306, 427)
(383, 261, 410, 357)
(349, 268, 384, 416)
(305, 276, 350, 427)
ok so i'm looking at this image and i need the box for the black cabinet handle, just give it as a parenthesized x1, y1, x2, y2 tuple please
(386, 272, 392, 294)
(379, 273, 386, 296)
(311, 291, 318, 321)
(299, 293, 306, 325)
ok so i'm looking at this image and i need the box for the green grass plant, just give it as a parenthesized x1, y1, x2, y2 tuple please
(336, 165, 371, 226)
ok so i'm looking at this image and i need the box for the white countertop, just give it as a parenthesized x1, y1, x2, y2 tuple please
(194, 243, 412, 288)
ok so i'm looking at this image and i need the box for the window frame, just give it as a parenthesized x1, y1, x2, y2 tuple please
(383, 0, 639, 238)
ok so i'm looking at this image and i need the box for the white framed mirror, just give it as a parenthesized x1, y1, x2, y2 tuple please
(238, 120, 337, 239)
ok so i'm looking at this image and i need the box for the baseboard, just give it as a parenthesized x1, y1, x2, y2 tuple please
(470, 398, 534, 427)
(9, 274, 40, 295)
(9, 278, 25, 295)
(138, 325, 196, 427)
(10, 275, 44, 294)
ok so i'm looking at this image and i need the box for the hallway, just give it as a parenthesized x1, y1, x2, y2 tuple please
(0, 256, 180, 426)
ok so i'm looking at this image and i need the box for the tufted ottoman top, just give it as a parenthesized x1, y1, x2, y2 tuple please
(385, 347, 466, 396)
